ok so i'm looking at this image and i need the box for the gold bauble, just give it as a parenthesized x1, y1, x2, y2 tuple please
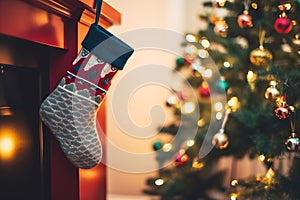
(275, 95, 285, 107)
(214, 20, 228, 37)
(249, 46, 273, 67)
(264, 81, 280, 100)
(212, 129, 229, 149)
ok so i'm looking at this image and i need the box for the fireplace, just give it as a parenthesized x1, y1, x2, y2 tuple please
(0, 34, 51, 199)
(0, 0, 121, 199)
(0, 64, 46, 199)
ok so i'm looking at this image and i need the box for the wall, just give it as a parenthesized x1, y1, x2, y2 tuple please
(105, 0, 189, 196)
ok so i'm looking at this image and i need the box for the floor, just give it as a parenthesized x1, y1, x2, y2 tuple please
(108, 194, 159, 200)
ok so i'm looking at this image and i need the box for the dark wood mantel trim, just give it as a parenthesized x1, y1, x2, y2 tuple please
(24, 0, 121, 27)
(24, 0, 83, 20)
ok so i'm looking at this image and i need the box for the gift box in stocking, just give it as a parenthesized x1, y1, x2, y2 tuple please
(39, 0, 134, 169)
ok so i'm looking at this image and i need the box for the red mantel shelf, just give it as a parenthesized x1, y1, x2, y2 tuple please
(0, 0, 120, 49)
(0, 1, 120, 200)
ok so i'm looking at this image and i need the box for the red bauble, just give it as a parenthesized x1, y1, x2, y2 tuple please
(174, 153, 189, 166)
(198, 82, 210, 97)
(199, 86, 210, 97)
(238, 13, 253, 28)
(274, 102, 292, 119)
(274, 16, 292, 34)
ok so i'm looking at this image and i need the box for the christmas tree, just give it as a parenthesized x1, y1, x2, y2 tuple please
(144, 0, 300, 199)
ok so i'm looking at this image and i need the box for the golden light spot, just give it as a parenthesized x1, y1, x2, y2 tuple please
(0, 135, 15, 159)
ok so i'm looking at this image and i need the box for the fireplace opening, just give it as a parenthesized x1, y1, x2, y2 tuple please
(0, 64, 46, 199)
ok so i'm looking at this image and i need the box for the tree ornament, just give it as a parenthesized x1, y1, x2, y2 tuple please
(250, 29, 273, 67)
(281, 43, 292, 53)
(176, 57, 185, 67)
(264, 81, 280, 100)
(231, 179, 239, 187)
(230, 193, 238, 200)
(275, 105, 291, 119)
(292, 34, 300, 45)
(198, 82, 210, 97)
(184, 44, 198, 63)
(227, 96, 240, 112)
(212, 109, 230, 149)
(192, 159, 204, 169)
(275, 95, 285, 107)
(249, 46, 273, 67)
(174, 153, 189, 166)
(213, 20, 228, 37)
(278, 3, 291, 11)
(275, 3, 293, 34)
(214, 0, 226, 7)
(238, 0, 252, 29)
(275, 100, 292, 119)
(246, 70, 257, 90)
(285, 133, 299, 151)
(216, 76, 230, 93)
(191, 59, 203, 77)
(166, 94, 178, 107)
(238, 11, 253, 28)
(285, 110, 298, 151)
(212, 129, 229, 149)
(153, 141, 163, 151)
(274, 13, 293, 34)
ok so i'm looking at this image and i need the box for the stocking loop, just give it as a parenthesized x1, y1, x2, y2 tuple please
(95, 0, 103, 25)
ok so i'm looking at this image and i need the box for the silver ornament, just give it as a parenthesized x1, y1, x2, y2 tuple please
(285, 132, 299, 151)
(166, 94, 178, 107)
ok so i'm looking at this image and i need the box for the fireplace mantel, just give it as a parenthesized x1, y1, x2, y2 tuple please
(0, 0, 121, 49)
(0, 1, 120, 199)
(24, 0, 121, 28)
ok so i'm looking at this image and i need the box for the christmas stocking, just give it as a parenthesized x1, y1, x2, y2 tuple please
(39, 0, 134, 169)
